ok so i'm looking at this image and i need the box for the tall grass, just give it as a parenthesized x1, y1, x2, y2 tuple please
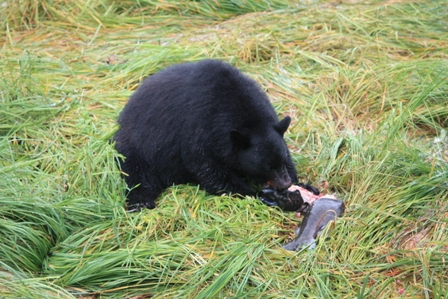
(1, 0, 447, 298)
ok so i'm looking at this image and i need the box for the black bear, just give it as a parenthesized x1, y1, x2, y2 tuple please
(114, 59, 298, 211)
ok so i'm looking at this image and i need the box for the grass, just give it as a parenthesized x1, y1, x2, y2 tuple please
(1, 0, 447, 298)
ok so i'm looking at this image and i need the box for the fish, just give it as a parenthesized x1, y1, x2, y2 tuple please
(283, 196, 345, 251)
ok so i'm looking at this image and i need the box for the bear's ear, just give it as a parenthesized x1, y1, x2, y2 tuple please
(230, 129, 250, 149)
(275, 116, 291, 135)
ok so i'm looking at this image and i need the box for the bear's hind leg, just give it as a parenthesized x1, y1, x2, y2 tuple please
(118, 153, 163, 211)
(126, 185, 161, 212)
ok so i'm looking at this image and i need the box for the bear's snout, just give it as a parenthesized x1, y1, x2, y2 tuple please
(268, 167, 292, 191)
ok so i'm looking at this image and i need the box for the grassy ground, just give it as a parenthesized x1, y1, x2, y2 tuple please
(1, 0, 447, 298)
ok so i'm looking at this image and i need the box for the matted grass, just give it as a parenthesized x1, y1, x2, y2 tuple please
(1, 0, 447, 298)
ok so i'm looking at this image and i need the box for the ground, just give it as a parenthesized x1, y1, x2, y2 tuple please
(0, 1, 447, 298)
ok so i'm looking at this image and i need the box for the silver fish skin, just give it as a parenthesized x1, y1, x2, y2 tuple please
(283, 197, 345, 251)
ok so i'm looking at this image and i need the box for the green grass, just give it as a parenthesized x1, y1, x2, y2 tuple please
(1, 0, 447, 298)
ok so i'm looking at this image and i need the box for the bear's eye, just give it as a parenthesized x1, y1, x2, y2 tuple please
(270, 162, 281, 171)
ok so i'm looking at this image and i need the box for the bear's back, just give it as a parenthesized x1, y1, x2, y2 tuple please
(116, 60, 281, 155)
(127, 60, 277, 126)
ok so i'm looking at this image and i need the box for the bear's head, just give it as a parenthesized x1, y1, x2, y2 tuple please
(230, 116, 293, 191)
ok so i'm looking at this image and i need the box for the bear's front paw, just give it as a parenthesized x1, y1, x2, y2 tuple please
(258, 187, 305, 212)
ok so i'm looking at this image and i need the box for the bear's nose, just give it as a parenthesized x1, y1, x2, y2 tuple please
(276, 178, 292, 192)
(267, 178, 292, 192)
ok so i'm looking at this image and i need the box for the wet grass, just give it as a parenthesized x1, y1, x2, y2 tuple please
(1, 0, 447, 298)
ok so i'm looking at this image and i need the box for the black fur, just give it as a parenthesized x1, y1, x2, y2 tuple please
(114, 60, 298, 211)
